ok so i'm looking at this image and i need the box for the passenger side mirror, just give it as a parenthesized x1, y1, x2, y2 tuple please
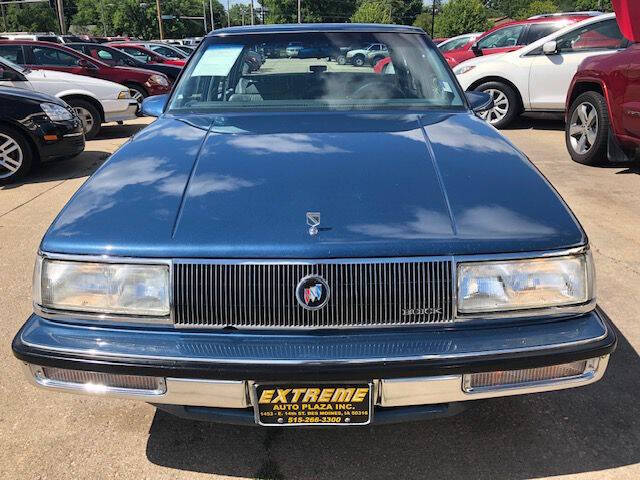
(543, 40, 558, 55)
(471, 43, 482, 56)
(141, 94, 168, 117)
(466, 91, 494, 114)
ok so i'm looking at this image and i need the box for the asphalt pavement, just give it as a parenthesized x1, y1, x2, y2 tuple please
(1, 116, 639, 480)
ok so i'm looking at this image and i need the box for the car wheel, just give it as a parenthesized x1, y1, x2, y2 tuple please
(68, 99, 101, 140)
(0, 126, 33, 185)
(475, 81, 519, 128)
(337, 55, 346, 65)
(565, 91, 609, 166)
(353, 55, 365, 67)
(126, 84, 148, 116)
(371, 55, 384, 66)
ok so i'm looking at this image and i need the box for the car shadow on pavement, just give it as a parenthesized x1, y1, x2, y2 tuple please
(146, 326, 640, 480)
(502, 115, 565, 131)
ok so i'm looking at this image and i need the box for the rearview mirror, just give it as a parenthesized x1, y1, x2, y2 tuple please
(543, 41, 558, 55)
(141, 94, 168, 117)
(466, 91, 494, 114)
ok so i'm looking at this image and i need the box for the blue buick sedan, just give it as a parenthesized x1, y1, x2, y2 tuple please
(13, 24, 616, 427)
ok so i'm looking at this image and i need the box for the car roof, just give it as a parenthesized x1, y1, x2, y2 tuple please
(208, 23, 424, 36)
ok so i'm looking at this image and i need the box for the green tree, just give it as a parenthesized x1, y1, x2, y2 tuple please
(573, 0, 613, 11)
(519, 0, 559, 18)
(413, 12, 434, 34)
(4, 3, 58, 33)
(437, 0, 491, 37)
(484, 0, 529, 18)
(261, 0, 358, 24)
(351, 0, 392, 23)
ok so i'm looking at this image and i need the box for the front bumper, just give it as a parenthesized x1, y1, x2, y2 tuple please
(102, 99, 139, 123)
(13, 308, 616, 424)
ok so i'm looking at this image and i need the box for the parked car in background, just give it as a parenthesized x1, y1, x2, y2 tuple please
(12, 24, 615, 428)
(135, 42, 189, 60)
(175, 45, 196, 55)
(108, 43, 186, 66)
(2, 32, 61, 43)
(444, 15, 594, 67)
(455, 14, 627, 128)
(0, 56, 137, 139)
(0, 40, 171, 108)
(0, 85, 84, 184)
(346, 42, 388, 66)
(565, 41, 640, 165)
(437, 33, 482, 53)
(67, 43, 182, 82)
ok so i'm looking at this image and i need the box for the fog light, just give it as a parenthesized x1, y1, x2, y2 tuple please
(463, 358, 599, 393)
(32, 366, 166, 395)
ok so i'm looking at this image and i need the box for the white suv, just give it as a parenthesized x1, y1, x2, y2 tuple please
(455, 14, 628, 128)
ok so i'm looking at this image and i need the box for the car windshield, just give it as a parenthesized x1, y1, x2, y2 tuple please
(168, 31, 464, 113)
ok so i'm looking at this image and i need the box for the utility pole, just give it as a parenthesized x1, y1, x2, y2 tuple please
(431, 0, 436, 38)
(202, 0, 207, 33)
(155, 0, 164, 39)
(56, 0, 66, 34)
(297, 0, 301, 23)
(209, 0, 215, 30)
(227, 0, 230, 27)
(250, 0, 254, 25)
(241, 5, 245, 25)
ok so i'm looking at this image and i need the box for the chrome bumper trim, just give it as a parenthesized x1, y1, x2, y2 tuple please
(22, 355, 609, 409)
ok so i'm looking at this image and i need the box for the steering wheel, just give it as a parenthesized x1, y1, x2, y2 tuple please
(349, 81, 404, 100)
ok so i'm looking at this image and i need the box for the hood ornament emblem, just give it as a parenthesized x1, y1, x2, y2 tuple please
(306, 212, 320, 236)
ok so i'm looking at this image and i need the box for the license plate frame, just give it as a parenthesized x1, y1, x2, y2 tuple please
(251, 382, 373, 427)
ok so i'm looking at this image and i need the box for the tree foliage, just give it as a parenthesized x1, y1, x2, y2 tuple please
(351, 1, 392, 24)
(519, 0, 559, 18)
(436, 0, 491, 37)
(260, 0, 358, 24)
(3, 3, 58, 33)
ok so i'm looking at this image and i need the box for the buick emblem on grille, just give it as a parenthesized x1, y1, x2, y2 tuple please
(296, 275, 330, 310)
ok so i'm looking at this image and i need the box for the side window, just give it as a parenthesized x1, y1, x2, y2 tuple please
(0, 45, 24, 64)
(556, 19, 625, 53)
(526, 23, 563, 44)
(476, 25, 526, 49)
(439, 37, 471, 52)
(123, 47, 150, 62)
(152, 46, 176, 57)
(370, 44, 380, 51)
(32, 46, 80, 66)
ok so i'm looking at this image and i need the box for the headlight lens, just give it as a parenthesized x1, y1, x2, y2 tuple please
(35, 257, 170, 317)
(454, 65, 475, 75)
(117, 90, 131, 99)
(149, 74, 169, 86)
(457, 252, 594, 315)
(40, 102, 73, 121)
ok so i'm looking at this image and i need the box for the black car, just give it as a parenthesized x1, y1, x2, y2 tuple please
(0, 86, 84, 184)
(67, 43, 183, 82)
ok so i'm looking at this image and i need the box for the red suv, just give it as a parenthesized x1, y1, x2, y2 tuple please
(0, 40, 171, 104)
(565, 41, 639, 165)
(108, 43, 187, 67)
(444, 15, 595, 67)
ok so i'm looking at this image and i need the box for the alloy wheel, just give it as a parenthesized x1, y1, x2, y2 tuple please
(480, 88, 510, 124)
(73, 106, 95, 135)
(130, 88, 145, 104)
(569, 102, 598, 155)
(0, 133, 23, 180)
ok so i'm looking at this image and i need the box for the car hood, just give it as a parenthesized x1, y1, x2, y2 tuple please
(26, 68, 125, 91)
(42, 112, 585, 258)
(0, 85, 66, 105)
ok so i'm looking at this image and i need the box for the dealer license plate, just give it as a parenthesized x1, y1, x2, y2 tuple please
(253, 383, 373, 426)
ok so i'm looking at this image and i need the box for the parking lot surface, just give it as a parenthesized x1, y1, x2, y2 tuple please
(1, 117, 639, 480)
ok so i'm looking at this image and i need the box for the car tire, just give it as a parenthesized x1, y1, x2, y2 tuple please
(126, 84, 147, 115)
(565, 91, 609, 166)
(67, 99, 101, 140)
(0, 125, 34, 185)
(353, 54, 365, 67)
(371, 55, 384, 66)
(475, 81, 519, 129)
(337, 55, 346, 65)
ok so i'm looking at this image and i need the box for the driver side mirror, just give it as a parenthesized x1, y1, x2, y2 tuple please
(141, 94, 168, 117)
(78, 59, 98, 69)
(466, 91, 494, 114)
(543, 40, 558, 55)
(471, 43, 482, 56)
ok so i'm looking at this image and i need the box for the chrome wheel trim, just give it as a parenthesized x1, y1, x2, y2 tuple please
(569, 102, 598, 155)
(73, 107, 95, 134)
(479, 88, 509, 124)
(130, 88, 144, 104)
(0, 133, 23, 179)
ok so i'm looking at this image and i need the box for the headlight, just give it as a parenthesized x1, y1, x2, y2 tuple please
(40, 102, 73, 121)
(34, 256, 170, 318)
(457, 252, 594, 315)
(149, 74, 169, 86)
(454, 65, 475, 75)
(117, 90, 131, 99)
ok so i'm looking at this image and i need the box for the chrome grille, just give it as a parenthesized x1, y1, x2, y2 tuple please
(173, 260, 453, 328)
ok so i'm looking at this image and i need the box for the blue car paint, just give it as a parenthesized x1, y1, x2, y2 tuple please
(42, 110, 585, 258)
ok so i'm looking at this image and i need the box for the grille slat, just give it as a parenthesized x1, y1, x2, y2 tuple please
(173, 260, 453, 328)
